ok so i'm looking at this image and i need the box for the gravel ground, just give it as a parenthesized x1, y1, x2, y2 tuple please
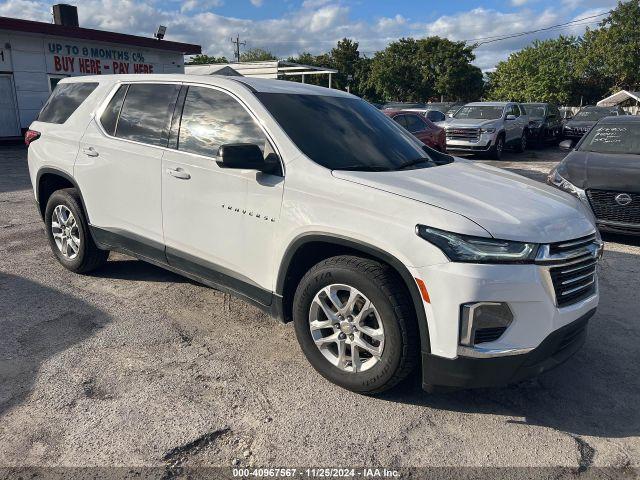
(0, 144, 638, 471)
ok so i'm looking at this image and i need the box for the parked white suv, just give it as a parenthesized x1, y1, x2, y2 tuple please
(446, 102, 529, 159)
(27, 75, 602, 393)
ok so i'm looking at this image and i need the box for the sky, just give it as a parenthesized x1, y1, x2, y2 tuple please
(0, 0, 619, 70)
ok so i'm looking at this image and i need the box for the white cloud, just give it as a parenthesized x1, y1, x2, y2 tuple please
(511, 0, 530, 6)
(250, 0, 263, 6)
(0, 0, 612, 71)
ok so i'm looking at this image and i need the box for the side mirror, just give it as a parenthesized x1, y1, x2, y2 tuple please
(559, 139, 574, 151)
(506, 114, 516, 121)
(217, 144, 280, 174)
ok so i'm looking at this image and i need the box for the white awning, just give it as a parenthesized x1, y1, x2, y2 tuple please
(186, 60, 338, 87)
(597, 90, 640, 106)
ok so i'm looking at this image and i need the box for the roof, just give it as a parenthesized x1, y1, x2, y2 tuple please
(60, 73, 353, 97)
(466, 102, 511, 106)
(186, 64, 241, 76)
(597, 90, 640, 107)
(0, 16, 201, 54)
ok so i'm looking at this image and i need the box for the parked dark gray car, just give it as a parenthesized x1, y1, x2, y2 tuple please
(563, 105, 626, 140)
(549, 116, 640, 235)
(523, 103, 563, 145)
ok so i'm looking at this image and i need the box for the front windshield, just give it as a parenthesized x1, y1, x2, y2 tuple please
(574, 109, 612, 121)
(454, 106, 504, 120)
(579, 123, 640, 155)
(256, 93, 449, 171)
(526, 106, 546, 118)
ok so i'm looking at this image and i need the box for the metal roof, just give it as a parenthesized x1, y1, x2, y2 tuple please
(597, 90, 640, 107)
(0, 16, 201, 54)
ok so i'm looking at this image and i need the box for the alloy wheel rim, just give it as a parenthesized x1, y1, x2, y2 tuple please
(51, 205, 80, 259)
(308, 284, 385, 373)
(497, 138, 503, 154)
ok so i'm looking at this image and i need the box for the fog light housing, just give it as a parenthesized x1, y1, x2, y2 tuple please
(460, 302, 513, 346)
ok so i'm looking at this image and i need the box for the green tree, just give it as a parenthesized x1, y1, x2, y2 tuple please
(579, 0, 640, 92)
(368, 37, 483, 102)
(486, 37, 582, 104)
(186, 54, 228, 65)
(329, 38, 360, 91)
(240, 48, 278, 62)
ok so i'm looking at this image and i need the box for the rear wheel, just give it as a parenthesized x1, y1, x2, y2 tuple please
(293, 255, 419, 394)
(45, 188, 109, 273)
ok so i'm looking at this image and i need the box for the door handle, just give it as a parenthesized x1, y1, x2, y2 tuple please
(82, 147, 99, 157)
(166, 168, 191, 180)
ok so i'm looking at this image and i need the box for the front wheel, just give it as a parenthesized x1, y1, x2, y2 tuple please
(292, 256, 419, 394)
(487, 134, 505, 160)
(515, 132, 527, 153)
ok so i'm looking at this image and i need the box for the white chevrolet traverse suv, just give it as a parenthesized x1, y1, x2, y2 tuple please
(27, 75, 603, 393)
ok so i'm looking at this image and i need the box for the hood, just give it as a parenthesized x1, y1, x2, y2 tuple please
(566, 119, 597, 128)
(561, 151, 640, 191)
(332, 160, 595, 243)
(446, 118, 498, 129)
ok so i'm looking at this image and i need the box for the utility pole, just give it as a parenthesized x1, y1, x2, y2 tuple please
(231, 35, 246, 62)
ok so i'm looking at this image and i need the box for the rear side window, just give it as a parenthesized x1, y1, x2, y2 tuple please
(100, 85, 127, 136)
(405, 115, 426, 133)
(38, 82, 98, 124)
(178, 86, 268, 158)
(426, 110, 445, 122)
(115, 83, 181, 147)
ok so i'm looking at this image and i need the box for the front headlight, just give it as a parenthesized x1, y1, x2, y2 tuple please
(480, 127, 496, 134)
(416, 225, 539, 263)
(547, 169, 586, 201)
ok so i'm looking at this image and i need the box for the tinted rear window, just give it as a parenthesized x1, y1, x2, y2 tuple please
(255, 93, 433, 171)
(115, 83, 181, 147)
(38, 82, 98, 124)
(100, 85, 127, 136)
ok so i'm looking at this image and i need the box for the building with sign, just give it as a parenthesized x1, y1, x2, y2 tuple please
(0, 4, 201, 139)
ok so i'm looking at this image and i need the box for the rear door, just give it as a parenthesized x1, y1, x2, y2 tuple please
(75, 82, 181, 260)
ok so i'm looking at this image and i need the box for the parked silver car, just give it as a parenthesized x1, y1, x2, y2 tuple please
(445, 102, 529, 159)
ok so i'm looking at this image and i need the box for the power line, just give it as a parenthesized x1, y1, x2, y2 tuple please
(467, 11, 609, 45)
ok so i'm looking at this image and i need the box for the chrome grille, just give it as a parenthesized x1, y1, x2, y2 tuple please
(587, 190, 640, 226)
(538, 233, 601, 308)
(446, 127, 479, 141)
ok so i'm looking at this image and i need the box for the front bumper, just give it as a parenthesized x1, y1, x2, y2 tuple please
(423, 308, 595, 389)
(446, 131, 495, 152)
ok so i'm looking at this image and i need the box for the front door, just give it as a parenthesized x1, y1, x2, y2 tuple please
(0, 75, 20, 137)
(162, 85, 284, 303)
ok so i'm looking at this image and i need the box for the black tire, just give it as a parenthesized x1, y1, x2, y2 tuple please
(487, 134, 505, 160)
(293, 255, 419, 394)
(44, 188, 109, 273)
(514, 131, 527, 153)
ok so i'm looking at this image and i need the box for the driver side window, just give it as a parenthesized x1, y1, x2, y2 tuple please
(178, 86, 269, 158)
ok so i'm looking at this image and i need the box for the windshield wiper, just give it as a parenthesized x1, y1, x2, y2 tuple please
(396, 158, 434, 170)
(334, 165, 391, 172)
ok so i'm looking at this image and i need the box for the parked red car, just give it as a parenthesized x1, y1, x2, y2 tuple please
(384, 110, 447, 152)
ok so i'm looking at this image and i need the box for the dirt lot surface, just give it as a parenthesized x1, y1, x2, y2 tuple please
(0, 144, 638, 471)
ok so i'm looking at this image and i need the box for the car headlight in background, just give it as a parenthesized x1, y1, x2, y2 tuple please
(416, 225, 539, 263)
(547, 169, 588, 202)
(480, 127, 496, 134)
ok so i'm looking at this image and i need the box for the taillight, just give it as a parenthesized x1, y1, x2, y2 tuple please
(25, 130, 41, 146)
